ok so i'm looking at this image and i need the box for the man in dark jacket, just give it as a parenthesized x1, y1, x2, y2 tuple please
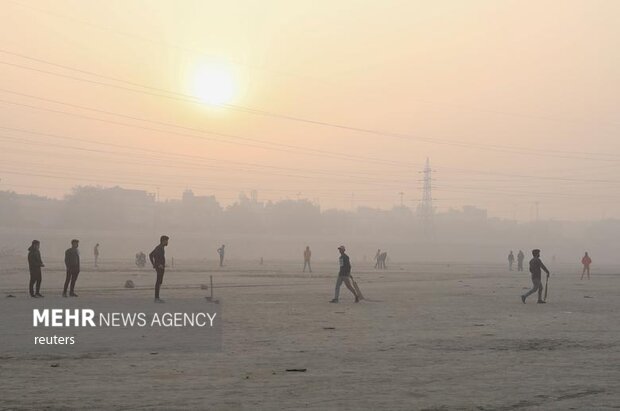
(28, 240, 45, 298)
(521, 249, 550, 304)
(330, 245, 359, 303)
(149, 235, 169, 303)
(63, 239, 80, 297)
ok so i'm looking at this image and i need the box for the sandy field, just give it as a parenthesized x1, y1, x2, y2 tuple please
(1, 258, 619, 410)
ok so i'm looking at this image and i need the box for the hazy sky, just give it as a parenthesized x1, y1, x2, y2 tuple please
(1, 0, 619, 220)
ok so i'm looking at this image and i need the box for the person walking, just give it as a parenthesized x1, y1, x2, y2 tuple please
(149, 235, 169, 303)
(63, 239, 80, 297)
(303, 246, 312, 273)
(330, 245, 360, 303)
(581, 252, 592, 280)
(521, 249, 550, 304)
(217, 244, 226, 267)
(27, 240, 45, 298)
(94, 243, 100, 268)
(517, 250, 525, 272)
(508, 251, 515, 271)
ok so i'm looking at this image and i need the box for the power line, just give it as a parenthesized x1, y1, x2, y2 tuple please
(1, 53, 618, 161)
(3, 98, 619, 189)
(4, 152, 616, 203)
(0, 127, 416, 185)
(0, 91, 417, 168)
(5, 3, 619, 131)
(4, 0, 327, 85)
(2, 90, 620, 186)
(0, 166, 416, 204)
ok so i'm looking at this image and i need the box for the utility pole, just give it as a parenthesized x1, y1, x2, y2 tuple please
(419, 158, 435, 235)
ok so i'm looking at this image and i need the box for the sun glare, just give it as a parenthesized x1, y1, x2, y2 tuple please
(192, 62, 236, 105)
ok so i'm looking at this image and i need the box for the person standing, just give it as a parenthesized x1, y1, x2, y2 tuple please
(149, 235, 169, 303)
(217, 244, 225, 267)
(303, 246, 312, 273)
(521, 249, 550, 304)
(27, 240, 45, 298)
(379, 251, 388, 269)
(374, 249, 381, 269)
(581, 252, 592, 280)
(508, 251, 515, 271)
(517, 250, 525, 272)
(135, 251, 146, 267)
(63, 239, 80, 297)
(94, 243, 100, 268)
(330, 245, 359, 303)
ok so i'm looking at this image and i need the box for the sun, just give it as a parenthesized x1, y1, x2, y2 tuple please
(192, 62, 236, 106)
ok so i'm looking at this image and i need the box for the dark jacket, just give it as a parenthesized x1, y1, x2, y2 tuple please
(28, 247, 43, 272)
(65, 247, 80, 272)
(149, 244, 166, 268)
(529, 257, 549, 277)
(338, 253, 351, 276)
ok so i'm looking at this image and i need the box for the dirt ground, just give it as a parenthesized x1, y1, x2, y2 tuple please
(1, 259, 619, 410)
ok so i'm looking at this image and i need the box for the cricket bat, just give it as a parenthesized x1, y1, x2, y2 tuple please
(544, 275, 549, 301)
(351, 276, 364, 300)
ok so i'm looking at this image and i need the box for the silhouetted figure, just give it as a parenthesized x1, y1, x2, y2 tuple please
(521, 249, 550, 304)
(379, 252, 388, 269)
(508, 251, 515, 271)
(581, 252, 592, 280)
(217, 244, 225, 267)
(63, 239, 80, 297)
(330, 245, 359, 303)
(135, 251, 146, 267)
(94, 243, 100, 267)
(27, 240, 44, 298)
(149, 235, 169, 303)
(374, 249, 381, 269)
(517, 250, 525, 272)
(303, 246, 312, 273)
